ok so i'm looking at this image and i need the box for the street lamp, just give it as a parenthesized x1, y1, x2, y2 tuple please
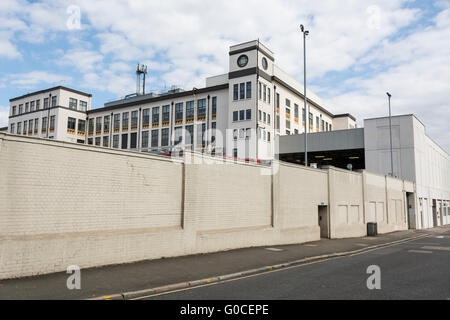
(387, 92, 394, 177)
(300, 24, 309, 166)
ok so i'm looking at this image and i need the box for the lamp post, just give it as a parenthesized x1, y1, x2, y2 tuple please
(300, 24, 309, 166)
(387, 92, 394, 177)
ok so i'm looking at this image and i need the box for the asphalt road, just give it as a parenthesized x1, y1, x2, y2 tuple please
(142, 230, 450, 300)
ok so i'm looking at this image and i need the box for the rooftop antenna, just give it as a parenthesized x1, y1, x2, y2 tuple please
(136, 63, 148, 95)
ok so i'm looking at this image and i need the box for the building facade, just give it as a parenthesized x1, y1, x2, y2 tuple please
(7, 40, 355, 160)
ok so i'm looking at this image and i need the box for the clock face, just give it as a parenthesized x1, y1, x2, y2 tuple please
(237, 55, 249, 68)
(262, 57, 268, 70)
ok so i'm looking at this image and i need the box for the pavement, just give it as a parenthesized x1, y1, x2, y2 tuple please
(0, 226, 449, 300)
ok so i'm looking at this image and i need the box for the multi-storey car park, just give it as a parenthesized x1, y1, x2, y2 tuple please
(7, 40, 356, 161)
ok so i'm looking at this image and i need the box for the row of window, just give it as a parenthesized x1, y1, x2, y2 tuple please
(258, 110, 271, 124)
(232, 109, 252, 122)
(9, 116, 55, 135)
(88, 123, 217, 150)
(258, 82, 271, 104)
(87, 97, 218, 135)
(233, 82, 252, 101)
(11, 96, 87, 116)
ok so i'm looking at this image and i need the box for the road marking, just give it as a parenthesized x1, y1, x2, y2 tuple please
(408, 250, 433, 254)
(355, 243, 369, 247)
(265, 247, 284, 252)
(303, 244, 318, 247)
(129, 234, 431, 300)
(421, 246, 450, 251)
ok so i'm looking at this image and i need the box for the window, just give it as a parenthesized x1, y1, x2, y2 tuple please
(233, 129, 238, 140)
(263, 112, 267, 123)
(12, 106, 16, 116)
(286, 120, 291, 129)
(19, 104, 23, 114)
(286, 99, 291, 108)
(212, 97, 217, 116)
(233, 84, 239, 101)
(294, 104, 299, 118)
(96, 117, 102, 133)
(233, 148, 238, 158)
(17, 122, 21, 134)
(130, 132, 137, 149)
(162, 105, 170, 122)
(95, 137, 101, 146)
(44, 98, 49, 109)
(286, 130, 290, 135)
(233, 111, 238, 122)
(329, 124, 332, 131)
(268, 88, 271, 104)
(78, 119, 86, 133)
(34, 118, 39, 133)
(186, 101, 194, 119)
(50, 116, 55, 131)
(258, 82, 262, 100)
(151, 129, 159, 147)
(69, 98, 77, 110)
(175, 103, 183, 120)
(131, 110, 138, 128)
(316, 116, 319, 131)
(302, 108, 306, 124)
(142, 131, 149, 148)
(143, 108, 150, 125)
(104, 115, 110, 132)
(10, 123, 15, 134)
(240, 83, 245, 100)
(114, 114, 120, 131)
(103, 136, 109, 147)
(30, 101, 35, 112)
(113, 135, 119, 148)
(239, 128, 245, 139)
(152, 107, 160, 124)
(121, 133, 128, 149)
(88, 118, 94, 135)
(185, 125, 194, 145)
(294, 129, 299, 134)
(246, 82, 251, 99)
(88, 138, 93, 145)
(161, 128, 169, 146)
(197, 123, 205, 145)
(309, 112, 313, 129)
(197, 99, 206, 116)
(79, 101, 87, 112)
(246, 128, 251, 139)
(267, 132, 271, 142)
(25, 102, 29, 113)
(122, 112, 129, 129)
(268, 114, 271, 124)
(28, 119, 33, 133)
(51, 96, 57, 107)
(239, 110, 245, 121)
(174, 127, 183, 145)
(42, 117, 47, 132)
(321, 119, 324, 131)
(259, 110, 262, 121)
(36, 100, 40, 110)
(276, 92, 280, 108)
(246, 109, 251, 120)
(263, 85, 266, 102)
(211, 122, 216, 142)
(67, 117, 76, 130)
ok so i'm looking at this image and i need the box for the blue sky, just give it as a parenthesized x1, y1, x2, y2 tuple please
(1, 0, 449, 151)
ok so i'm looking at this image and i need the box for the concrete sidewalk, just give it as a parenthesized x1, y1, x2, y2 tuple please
(0, 227, 447, 300)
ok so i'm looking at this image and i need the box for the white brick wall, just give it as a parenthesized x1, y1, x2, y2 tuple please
(0, 133, 412, 279)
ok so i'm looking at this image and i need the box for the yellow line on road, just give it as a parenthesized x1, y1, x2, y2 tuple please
(130, 234, 430, 300)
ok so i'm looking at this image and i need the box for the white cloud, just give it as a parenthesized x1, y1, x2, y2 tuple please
(4, 71, 72, 89)
(0, 105, 9, 128)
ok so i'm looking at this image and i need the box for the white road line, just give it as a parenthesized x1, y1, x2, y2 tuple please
(408, 250, 433, 254)
(421, 246, 450, 251)
(265, 248, 284, 252)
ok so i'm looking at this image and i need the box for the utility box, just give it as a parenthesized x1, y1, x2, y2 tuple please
(367, 222, 378, 237)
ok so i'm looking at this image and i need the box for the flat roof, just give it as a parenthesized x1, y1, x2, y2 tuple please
(89, 84, 229, 114)
(334, 113, 356, 121)
(10, 86, 92, 102)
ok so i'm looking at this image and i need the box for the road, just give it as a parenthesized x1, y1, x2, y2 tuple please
(140, 230, 450, 300)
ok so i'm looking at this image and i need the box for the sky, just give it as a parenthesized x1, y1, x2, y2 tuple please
(0, 0, 449, 152)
